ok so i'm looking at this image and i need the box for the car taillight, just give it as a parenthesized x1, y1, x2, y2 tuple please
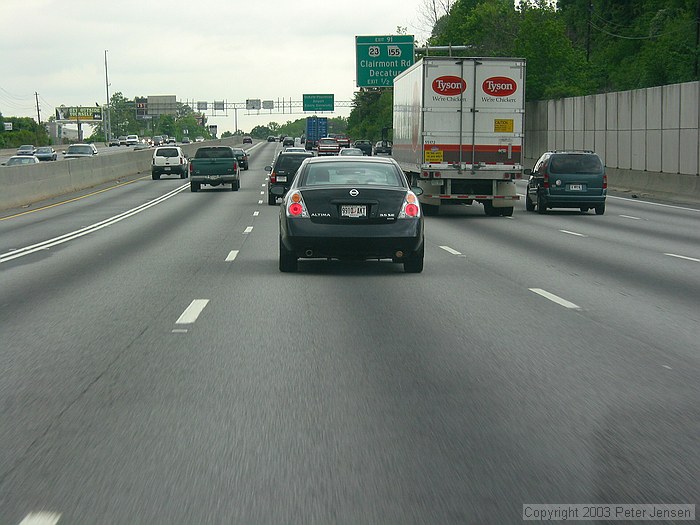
(189, 162, 193, 174)
(286, 191, 309, 218)
(603, 174, 607, 189)
(398, 191, 421, 218)
(270, 171, 277, 183)
(543, 173, 549, 189)
(179, 157, 184, 165)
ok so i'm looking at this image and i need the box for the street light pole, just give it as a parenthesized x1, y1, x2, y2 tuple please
(104, 50, 112, 141)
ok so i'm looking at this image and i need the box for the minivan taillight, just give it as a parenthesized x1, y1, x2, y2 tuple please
(270, 172, 277, 183)
(543, 172, 549, 189)
(603, 174, 607, 189)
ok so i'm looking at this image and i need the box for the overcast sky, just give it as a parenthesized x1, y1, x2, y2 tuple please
(1, 0, 432, 134)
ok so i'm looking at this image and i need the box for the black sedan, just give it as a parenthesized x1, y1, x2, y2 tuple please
(231, 148, 249, 170)
(273, 156, 424, 273)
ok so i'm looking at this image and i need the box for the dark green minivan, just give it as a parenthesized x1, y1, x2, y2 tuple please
(525, 151, 607, 215)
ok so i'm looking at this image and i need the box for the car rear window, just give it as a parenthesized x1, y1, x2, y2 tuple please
(68, 146, 93, 154)
(194, 147, 233, 158)
(302, 162, 404, 187)
(275, 155, 311, 173)
(549, 154, 603, 174)
(156, 148, 179, 158)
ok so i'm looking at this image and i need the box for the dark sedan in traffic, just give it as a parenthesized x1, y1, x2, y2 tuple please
(274, 156, 424, 273)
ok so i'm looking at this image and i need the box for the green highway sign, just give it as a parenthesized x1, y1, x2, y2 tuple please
(355, 35, 414, 88)
(303, 94, 334, 112)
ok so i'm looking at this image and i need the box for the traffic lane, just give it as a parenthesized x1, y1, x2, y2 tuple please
(0, 166, 266, 496)
(426, 203, 700, 361)
(0, 142, 267, 259)
(2, 186, 698, 523)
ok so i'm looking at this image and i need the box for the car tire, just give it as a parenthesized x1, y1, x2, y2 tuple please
(537, 193, 547, 214)
(525, 190, 535, 212)
(404, 244, 424, 273)
(180, 170, 187, 179)
(279, 237, 298, 272)
(500, 206, 514, 217)
(152, 172, 159, 180)
(190, 181, 200, 192)
(595, 203, 606, 215)
(268, 193, 277, 206)
(422, 203, 439, 216)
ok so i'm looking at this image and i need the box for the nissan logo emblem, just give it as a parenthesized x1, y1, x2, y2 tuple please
(349, 189, 359, 197)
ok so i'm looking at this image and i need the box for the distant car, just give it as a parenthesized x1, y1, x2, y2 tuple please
(274, 156, 424, 273)
(267, 136, 277, 142)
(282, 136, 295, 146)
(63, 144, 98, 159)
(283, 147, 307, 153)
(118, 136, 128, 146)
(317, 137, 340, 156)
(339, 147, 365, 156)
(373, 141, 392, 155)
(152, 135, 165, 146)
(34, 146, 57, 161)
(181, 137, 191, 144)
(3, 155, 40, 166)
(195, 136, 205, 142)
(126, 134, 139, 146)
(353, 140, 372, 156)
(152, 146, 189, 179)
(243, 136, 253, 144)
(265, 150, 314, 205)
(525, 150, 607, 215)
(167, 136, 177, 144)
(16, 145, 36, 156)
(108, 138, 120, 147)
(334, 134, 351, 148)
(230, 147, 249, 170)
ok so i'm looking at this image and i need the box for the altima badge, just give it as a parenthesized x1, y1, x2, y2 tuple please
(349, 189, 359, 197)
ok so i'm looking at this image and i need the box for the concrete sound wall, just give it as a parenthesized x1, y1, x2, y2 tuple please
(0, 137, 242, 212)
(525, 81, 700, 200)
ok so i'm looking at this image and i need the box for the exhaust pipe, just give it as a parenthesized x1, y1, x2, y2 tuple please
(305, 249, 314, 257)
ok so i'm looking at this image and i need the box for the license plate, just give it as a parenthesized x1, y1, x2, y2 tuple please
(164, 167, 171, 171)
(569, 184, 584, 191)
(341, 205, 367, 218)
(277, 176, 287, 182)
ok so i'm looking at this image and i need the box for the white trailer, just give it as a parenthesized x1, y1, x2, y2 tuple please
(392, 56, 526, 216)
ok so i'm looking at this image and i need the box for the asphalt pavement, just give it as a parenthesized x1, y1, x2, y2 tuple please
(0, 141, 698, 524)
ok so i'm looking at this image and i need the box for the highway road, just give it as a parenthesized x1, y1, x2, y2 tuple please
(0, 141, 698, 524)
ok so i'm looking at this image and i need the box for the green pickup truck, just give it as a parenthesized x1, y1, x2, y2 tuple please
(188, 146, 241, 192)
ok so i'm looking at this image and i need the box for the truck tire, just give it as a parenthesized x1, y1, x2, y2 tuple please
(151, 172, 159, 180)
(595, 203, 605, 215)
(190, 181, 200, 192)
(403, 244, 424, 273)
(279, 237, 298, 272)
(268, 194, 277, 206)
(537, 193, 547, 214)
(500, 206, 514, 217)
(422, 203, 439, 216)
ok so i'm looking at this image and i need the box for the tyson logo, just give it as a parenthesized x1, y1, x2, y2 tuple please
(482, 77, 517, 96)
(432, 76, 467, 96)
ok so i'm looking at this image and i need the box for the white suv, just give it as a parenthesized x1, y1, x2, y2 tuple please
(126, 134, 140, 146)
(152, 146, 188, 180)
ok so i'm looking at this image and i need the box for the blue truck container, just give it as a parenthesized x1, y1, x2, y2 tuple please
(305, 117, 328, 150)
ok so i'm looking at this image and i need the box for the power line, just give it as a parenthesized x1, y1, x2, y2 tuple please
(589, 19, 694, 40)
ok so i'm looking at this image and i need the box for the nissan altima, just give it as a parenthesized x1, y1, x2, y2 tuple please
(274, 156, 424, 273)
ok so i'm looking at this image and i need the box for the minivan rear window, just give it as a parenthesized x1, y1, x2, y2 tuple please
(549, 155, 602, 174)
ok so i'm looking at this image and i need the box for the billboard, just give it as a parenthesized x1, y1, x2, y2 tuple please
(147, 95, 177, 116)
(55, 106, 103, 122)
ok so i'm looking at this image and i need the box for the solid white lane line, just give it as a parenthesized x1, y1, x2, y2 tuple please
(664, 253, 700, 263)
(253, 211, 260, 217)
(529, 288, 581, 310)
(440, 246, 462, 256)
(225, 250, 239, 262)
(559, 230, 588, 237)
(607, 195, 700, 212)
(176, 300, 209, 324)
(243, 226, 253, 234)
(0, 185, 188, 264)
(619, 214, 643, 220)
(18, 512, 62, 525)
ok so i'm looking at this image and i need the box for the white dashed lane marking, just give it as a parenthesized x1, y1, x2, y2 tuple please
(619, 214, 643, 220)
(253, 211, 260, 217)
(440, 246, 462, 256)
(559, 230, 588, 237)
(18, 512, 62, 525)
(529, 288, 581, 310)
(176, 300, 209, 324)
(244, 226, 253, 234)
(225, 250, 239, 262)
